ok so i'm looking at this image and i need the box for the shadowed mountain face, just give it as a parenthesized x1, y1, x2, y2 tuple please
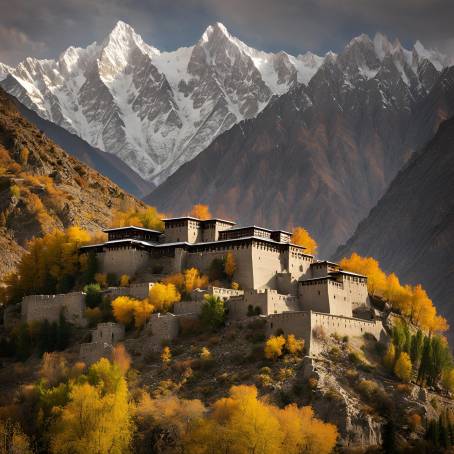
(334, 115, 454, 332)
(146, 47, 454, 257)
(10, 94, 154, 198)
(0, 88, 144, 277)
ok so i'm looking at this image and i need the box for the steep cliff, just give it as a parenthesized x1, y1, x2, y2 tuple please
(335, 115, 454, 329)
(0, 88, 144, 277)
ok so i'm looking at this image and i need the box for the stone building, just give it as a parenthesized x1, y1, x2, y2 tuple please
(20, 215, 382, 358)
(21, 292, 86, 326)
(79, 219, 314, 292)
(79, 322, 125, 364)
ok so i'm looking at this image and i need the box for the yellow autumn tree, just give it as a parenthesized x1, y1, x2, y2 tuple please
(185, 385, 283, 454)
(165, 269, 208, 296)
(340, 253, 447, 333)
(394, 352, 412, 383)
(224, 251, 236, 280)
(112, 296, 153, 328)
(148, 283, 181, 312)
(273, 404, 338, 454)
(50, 359, 133, 454)
(111, 206, 164, 231)
(112, 296, 139, 326)
(291, 227, 318, 255)
(3, 226, 92, 304)
(189, 204, 211, 220)
(183, 385, 337, 454)
(134, 299, 154, 328)
(264, 335, 286, 360)
(285, 334, 304, 355)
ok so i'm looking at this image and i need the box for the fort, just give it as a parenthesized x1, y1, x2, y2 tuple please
(22, 215, 386, 362)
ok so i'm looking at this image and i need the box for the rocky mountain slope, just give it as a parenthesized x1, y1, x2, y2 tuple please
(334, 115, 454, 330)
(146, 36, 453, 256)
(0, 87, 144, 277)
(0, 21, 327, 184)
(10, 93, 153, 198)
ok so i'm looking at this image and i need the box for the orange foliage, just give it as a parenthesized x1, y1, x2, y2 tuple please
(184, 385, 337, 454)
(291, 227, 318, 255)
(340, 253, 447, 332)
(148, 283, 181, 313)
(164, 268, 208, 296)
(189, 204, 211, 220)
(111, 206, 164, 231)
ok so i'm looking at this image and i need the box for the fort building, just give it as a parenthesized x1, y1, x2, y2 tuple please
(22, 215, 383, 358)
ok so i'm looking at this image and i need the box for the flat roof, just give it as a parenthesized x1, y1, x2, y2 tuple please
(162, 216, 236, 225)
(330, 270, 367, 278)
(103, 226, 163, 234)
(311, 260, 340, 267)
(221, 225, 292, 235)
(80, 235, 309, 252)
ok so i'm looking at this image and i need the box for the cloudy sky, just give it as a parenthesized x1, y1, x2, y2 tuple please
(1, 0, 453, 66)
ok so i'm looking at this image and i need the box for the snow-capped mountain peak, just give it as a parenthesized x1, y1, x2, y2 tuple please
(0, 24, 451, 185)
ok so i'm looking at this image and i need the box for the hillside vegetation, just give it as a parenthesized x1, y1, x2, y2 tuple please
(0, 87, 145, 277)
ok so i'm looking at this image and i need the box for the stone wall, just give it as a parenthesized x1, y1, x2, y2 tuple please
(191, 286, 244, 301)
(99, 247, 151, 276)
(91, 322, 125, 344)
(227, 289, 299, 320)
(79, 341, 114, 365)
(173, 300, 203, 315)
(266, 311, 386, 356)
(148, 313, 179, 341)
(21, 292, 86, 326)
(185, 244, 254, 289)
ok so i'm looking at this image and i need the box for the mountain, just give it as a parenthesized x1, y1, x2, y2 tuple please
(146, 34, 453, 256)
(334, 115, 454, 331)
(9, 93, 153, 198)
(0, 87, 144, 277)
(0, 21, 326, 184)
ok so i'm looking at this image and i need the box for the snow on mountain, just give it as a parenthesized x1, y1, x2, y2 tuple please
(0, 63, 12, 81)
(0, 23, 451, 184)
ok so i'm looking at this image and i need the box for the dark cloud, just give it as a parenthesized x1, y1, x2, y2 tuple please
(0, 0, 453, 65)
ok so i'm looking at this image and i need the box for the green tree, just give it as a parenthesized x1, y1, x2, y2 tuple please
(84, 283, 103, 308)
(410, 329, 424, 365)
(200, 295, 225, 330)
(418, 336, 433, 385)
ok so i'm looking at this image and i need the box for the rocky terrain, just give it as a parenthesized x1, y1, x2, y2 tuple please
(146, 35, 454, 256)
(335, 115, 454, 339)
(0, 21, 326, 184)
(0, 87, 144, 277)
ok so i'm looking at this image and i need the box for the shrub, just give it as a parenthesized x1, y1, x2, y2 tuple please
(278, 367, 295, 381)
(84, 307, 102, 327)
(394, 352, 412, 383)
(10, 184, 20, 198)
(161, 346, 172, 365)
(119, 274, 130, 287)
(312, 325, 326, 340)
(256, 373, 273, 388)
(264, 335, 286, 360)
(84, 283, 102, 308)
(285, 334, 304, 354)
(200, 295, 225, 330)
(200, 347, 212, 361)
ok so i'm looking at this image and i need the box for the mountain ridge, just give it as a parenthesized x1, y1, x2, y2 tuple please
(0, 22, 451, 185)
(333, 114, 454, 336)
(145, 42, 454, 256)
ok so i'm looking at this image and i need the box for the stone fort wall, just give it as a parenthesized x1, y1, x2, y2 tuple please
(227, 289, 300, 320)
(98, 247, 151, 276)
(266, 311, 385, 355)
(22, 292, 86, 326)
